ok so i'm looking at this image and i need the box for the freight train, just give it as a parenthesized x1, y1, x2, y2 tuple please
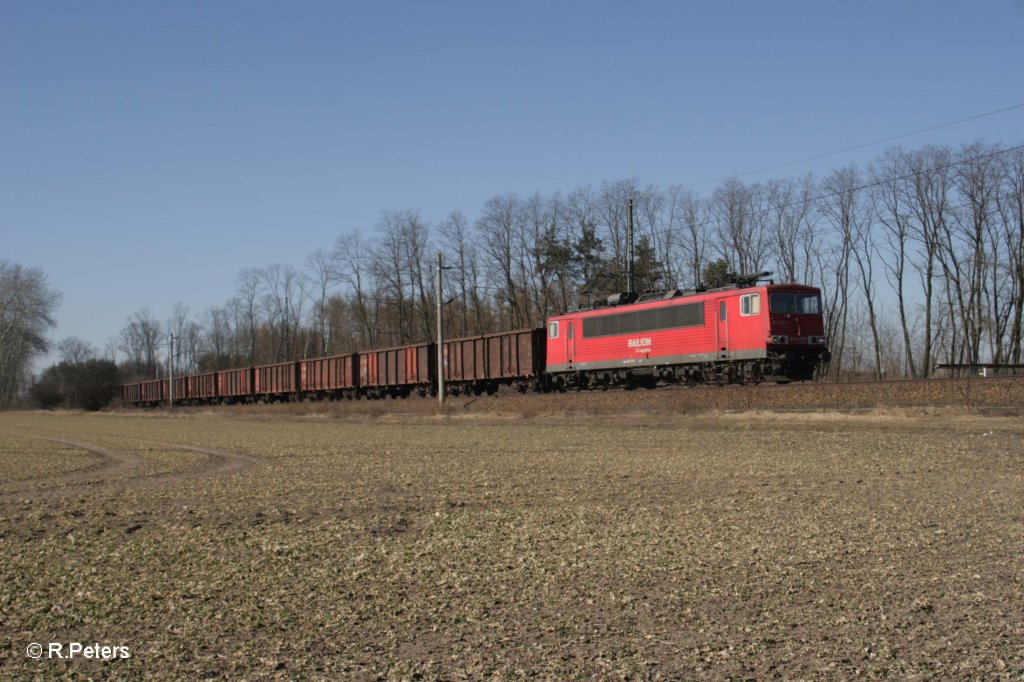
(120, 276, 830, 406)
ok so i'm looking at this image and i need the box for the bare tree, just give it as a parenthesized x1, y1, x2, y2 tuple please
(235, 267, 263, 364)
(596, 179, 640, 273)
(710, 178, 768, 274)
(398, 211, 434, 342)
(58, 336, 98, 365)
(200, 305, 233, 369)
(119, 308, 162, 380)
(104, 337, 120, 364)
(630, 185, 673, 291)
(372, 211, 431, 344)
(225, 298, 246, 364)
(994, 146, 1024, 362)
(0, 262, 61, 406)
(166, 302, 202, 374)
(477, 194, 525, 329)
(905, 146, 954, 376)
(333, 231, 379, 348)
(259, 264, 307, 361)
(538, 193, 576, 315)
(669, 186, 709, 289)
(645, 185, 677, 288)
(816, 169, 856, 378)
(872, 148, 918, 377)
(304, 248, 337, 357)
(950, 142, 1001, 363)
(520, 192, 559, 324)
(766, 176, 816, 284)
(833, 169, 884, 379)
(439, 210, 483, 336)
(564, 186, 605, 301)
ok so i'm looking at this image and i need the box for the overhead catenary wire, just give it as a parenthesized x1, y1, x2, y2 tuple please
(683, 102, 1024, 188)
(665, 142, 1024, 245)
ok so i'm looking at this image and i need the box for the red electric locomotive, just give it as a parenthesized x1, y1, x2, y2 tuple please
(544, 274, 829, 389)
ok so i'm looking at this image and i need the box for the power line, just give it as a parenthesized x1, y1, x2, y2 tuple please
(685, 102, 1024, 188)
(614, 143, 1023, 251)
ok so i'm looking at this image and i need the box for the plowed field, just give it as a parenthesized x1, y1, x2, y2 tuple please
(1, 405, 1022, 679)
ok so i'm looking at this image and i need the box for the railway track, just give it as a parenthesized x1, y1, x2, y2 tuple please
(560, 374, 1024, 411)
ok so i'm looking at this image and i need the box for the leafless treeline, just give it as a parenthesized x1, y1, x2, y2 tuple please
(118, 140, 1024, 382)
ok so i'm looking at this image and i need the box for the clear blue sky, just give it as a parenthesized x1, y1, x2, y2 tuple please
(3, 1, 1023, 358)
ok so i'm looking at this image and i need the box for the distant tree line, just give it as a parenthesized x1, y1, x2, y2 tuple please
(106, 139, 1021, 383)
(30, 337, 120, 410)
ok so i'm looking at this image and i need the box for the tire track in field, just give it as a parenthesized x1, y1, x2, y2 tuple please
(0, 435, 144, 491)
(131, 440, 259, 482)
(0, 434, 257, 503)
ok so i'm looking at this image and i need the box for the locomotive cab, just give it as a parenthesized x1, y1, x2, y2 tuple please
(765, 285, 830, 380)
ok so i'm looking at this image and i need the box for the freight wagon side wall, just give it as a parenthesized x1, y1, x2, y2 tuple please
(340, 354, 357, 390)
(171, 377, 188, 401)
(385, 349, 402, 386)
(188, 372, 217, 400)
(121, 383, 142, 404)
(255, 362, 299, 396)
(359, 343, 434, 388)
(443, 337, 487, 382)
(444, 329, 541, 383)
(300, 355, 357, 392)
(359, 353, 378, 388)
(407, 344, 433, 385)
(217, 368, 253, 398)
(488, 329, 543, 379)
(299, 358, 322, 391)
(140, 379, 166, 403)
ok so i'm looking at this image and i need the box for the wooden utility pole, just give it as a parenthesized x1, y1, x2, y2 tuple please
(626, 197, 635, 295)
(436, 253, 445, 406)
(168, 333, 175, 408)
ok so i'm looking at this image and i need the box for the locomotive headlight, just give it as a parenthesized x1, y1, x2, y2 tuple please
(770, 335, 788, 344)
(810, 336, 826, 345)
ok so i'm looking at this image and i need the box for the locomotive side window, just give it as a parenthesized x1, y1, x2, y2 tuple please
(740, 294, 760, 316)
(582, 302, 703, 339)
(719, 301, 726, 322)
(770, 293, 822, 314)
(547, 321, 559, 339)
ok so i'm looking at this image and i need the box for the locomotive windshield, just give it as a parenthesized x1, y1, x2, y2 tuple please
(769, 292, 821, 315)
